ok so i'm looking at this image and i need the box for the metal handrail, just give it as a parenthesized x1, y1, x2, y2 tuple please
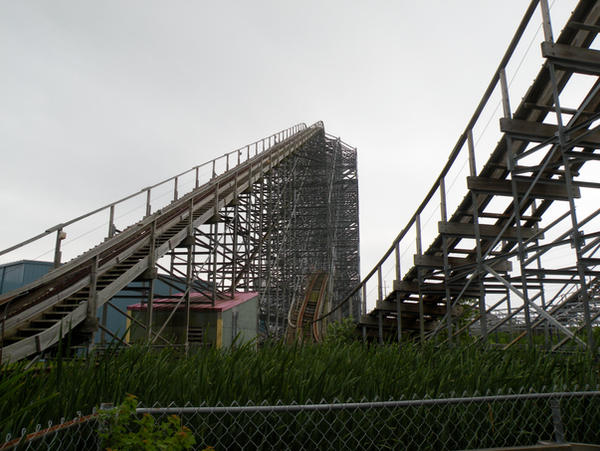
(0, 123, 308, 260)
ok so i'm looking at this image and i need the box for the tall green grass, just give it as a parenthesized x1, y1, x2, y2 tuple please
(1, 341, 599, 438)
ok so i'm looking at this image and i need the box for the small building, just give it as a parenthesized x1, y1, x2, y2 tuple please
(94, 277, 189, 343)
(0, 260, 54, 295)
(127, 292, 259, 348)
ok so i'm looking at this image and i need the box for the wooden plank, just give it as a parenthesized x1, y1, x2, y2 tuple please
(361, 322, 422, 334)
(522, 102, 588, 116)
(3, 304, 87, 363)
(525, 268, 600, 277)
(567, 21, 600, 34)
(414, 254, 512, 272)
(465, 211, 542, 221)
(393, 280, 482, 297)
(414, 254, 472, 268)
(467, 176, 580, 200)
(565, 151, 600, 161)
(542, 42, 600, 75)
(375, 300, 446, 316)
(438, 221, 543, 241)
(359, 315, 437, 331)
(500, 118, 600, 147)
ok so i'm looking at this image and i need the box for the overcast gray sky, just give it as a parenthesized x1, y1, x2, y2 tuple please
(0, 0, 580, 281)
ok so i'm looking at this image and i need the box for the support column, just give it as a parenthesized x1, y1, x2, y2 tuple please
(378, 310, 383, 345)
(501, 64, 534, 346)
(541, 0, 595, 351)
(211, 222, 218, 306)
(416, 214, 425, 344)
(85, 255, 99, 347)
(184, 240, 193, 354)
(231, 203, 239, 298)
(395, 242, 402, 343)
(101, 208, 116, 345)
(53, 228, 66, 269)
(440, 177, 453, 344)
(467, 129, 488, 342)
(146, 220, 157, 341)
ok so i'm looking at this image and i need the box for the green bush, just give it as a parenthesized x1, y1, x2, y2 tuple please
(324, 317, 358, 344)
(99, 394, 195, 451)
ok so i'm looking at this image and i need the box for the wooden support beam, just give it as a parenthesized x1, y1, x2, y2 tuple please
(414, 254, 471, 268)
(137, 267, 158, 280)
(393, 280, 482, 297)
(513, 165, 570, 177)
(465, 211, 542, 222)
(360, 323, 421, 336)
(467, 176, 580, 201)
(438, 221, 543, 241)
(524, 268, 600, 277)
(413, 253, 512, 272)
(541, 42, 600, 75)
(565, 150, 600, 161)
(98, 323, 131, 347)
(566, 21, 600, 34)
(375, 300, 451, 317)
(500, 118, 600, 147)
(359, 315, 437, 332)
(522, 102, 591, 116)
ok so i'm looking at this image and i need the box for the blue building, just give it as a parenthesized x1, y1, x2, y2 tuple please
(0, 260, 54, 294)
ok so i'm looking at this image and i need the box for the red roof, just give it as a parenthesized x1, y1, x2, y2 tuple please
(127, 291, 258, 312)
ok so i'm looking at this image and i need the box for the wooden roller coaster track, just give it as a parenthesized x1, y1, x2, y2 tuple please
(286, 272, 329, 344)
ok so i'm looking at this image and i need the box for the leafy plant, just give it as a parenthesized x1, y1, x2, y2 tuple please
(99, 394, 195, 451)
(324, 317, 358, 344)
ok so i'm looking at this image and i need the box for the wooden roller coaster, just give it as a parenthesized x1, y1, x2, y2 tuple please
(286, 272, 329, 343)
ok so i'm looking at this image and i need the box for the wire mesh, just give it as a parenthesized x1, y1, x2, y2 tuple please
(4, 391, 600, 450)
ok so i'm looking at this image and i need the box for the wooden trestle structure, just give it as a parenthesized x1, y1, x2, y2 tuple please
(327, 0, 600, 350)
(0, 123, 360, 362)
(4, 0, 600, 361)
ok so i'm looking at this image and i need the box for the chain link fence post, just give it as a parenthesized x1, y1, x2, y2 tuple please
(550, 398, 566, 444)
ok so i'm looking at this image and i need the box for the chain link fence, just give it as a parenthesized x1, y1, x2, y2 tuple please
(0, 412, 100, 450)
(2, 390, 600, 450)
